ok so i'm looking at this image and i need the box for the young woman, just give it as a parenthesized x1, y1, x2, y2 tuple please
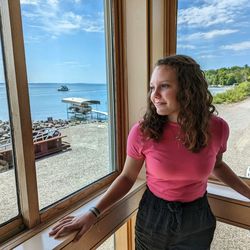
(49, 55, 250, 249)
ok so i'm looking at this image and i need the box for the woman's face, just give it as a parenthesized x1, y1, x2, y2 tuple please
(150, 65, 180, 122)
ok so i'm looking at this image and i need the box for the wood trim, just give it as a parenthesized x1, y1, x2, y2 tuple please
(130, 213, 137, 250)
(124, 0, 149, 126)
(114, 210, 136, 250)
(112, 0, 128, 170)
(149, 0, 165, 72)
(0, 0, 40, 228)
(114, 222, 129, 250)
(209, 176, 250, 186)
(208, 195, 250, 229)
(0, 218, 23, 244)
(164, 0, 177, 56)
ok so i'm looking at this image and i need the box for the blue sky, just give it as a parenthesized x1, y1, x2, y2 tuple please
(177, 0, 250, 70)
(15, 0, 106, 83)
(1, 0, 250, 83)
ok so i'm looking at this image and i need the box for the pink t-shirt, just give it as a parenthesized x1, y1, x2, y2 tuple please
(127, 115, 229, 202)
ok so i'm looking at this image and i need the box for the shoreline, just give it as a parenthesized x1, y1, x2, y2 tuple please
(0, 118, 108, 173)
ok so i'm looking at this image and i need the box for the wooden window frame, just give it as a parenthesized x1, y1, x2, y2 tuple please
(0, 0, 249, 248)
(115, 1, 249, 249)
(0, 0, 127, 244)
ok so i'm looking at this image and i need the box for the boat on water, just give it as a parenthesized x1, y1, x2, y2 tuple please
(58, 85, 69, 91)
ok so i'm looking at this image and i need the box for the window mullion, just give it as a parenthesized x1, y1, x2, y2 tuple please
(0, 0, 40, 228)
(164, 0, 177, 56)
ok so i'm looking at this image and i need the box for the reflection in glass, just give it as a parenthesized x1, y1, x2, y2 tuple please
(20, 0, 114, 209)
(0, 36, 19, 224)
(177, 0, 250, 178)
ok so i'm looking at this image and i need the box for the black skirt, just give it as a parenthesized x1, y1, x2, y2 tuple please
(135, 188, 216, 250)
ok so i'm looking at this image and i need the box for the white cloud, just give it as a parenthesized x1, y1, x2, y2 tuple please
(21, 1, 104, 39)
(199, 54, 217, 58)
(178, 6, 232, 27)
(178, 0, 249, 27)
(20, 0, 39, 5)
(179, 29, 238, 41)
(51, 12, 82, 34)
(207, 0, 248, 9)
(47, 0, 59, 8)
(177, 44, 196, 49)
(24, 34, 48, 43)
(221, 41, 250, 51)
(41, 11, 104, 35)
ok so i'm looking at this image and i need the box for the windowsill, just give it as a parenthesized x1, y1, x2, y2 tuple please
(2, 180, 249, 249)
(207, 182, 250, 203)
(3, 179, 146, 250)
(207, 182, 250, 229)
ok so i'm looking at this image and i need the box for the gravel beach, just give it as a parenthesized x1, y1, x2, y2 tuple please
(211, 98, 250, 250)
(1, 98, 250, 249)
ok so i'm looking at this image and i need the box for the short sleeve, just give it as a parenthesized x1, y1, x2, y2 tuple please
(127, 123, 145, 160)
(218, 118, 230, 154)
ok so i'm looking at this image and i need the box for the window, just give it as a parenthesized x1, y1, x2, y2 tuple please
(0, 34, 19, 225)
(176, 0, 250, 248)
(20, 0, 116, 210)
(177, 0, 250, 179)
(0, 0, 124, 244)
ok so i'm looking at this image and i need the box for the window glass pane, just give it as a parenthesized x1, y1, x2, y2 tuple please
(212, 221, 250, 249)
(0, 36, 19, 224)
(177, 0, 250, 178)
(20, 0, 115, 209)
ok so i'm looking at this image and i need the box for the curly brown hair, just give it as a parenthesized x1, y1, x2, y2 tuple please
(140, 55, 216, 152)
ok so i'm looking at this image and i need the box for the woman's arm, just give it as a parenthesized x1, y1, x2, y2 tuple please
(212, 153, 250, 200)
(49, 156, 144, 241)
(95, 156, 144, 213)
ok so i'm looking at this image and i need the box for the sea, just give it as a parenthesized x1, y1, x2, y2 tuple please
(0, 83, 233, 122)
(208, 86, 233, 96)
(0, 83, 107, 121)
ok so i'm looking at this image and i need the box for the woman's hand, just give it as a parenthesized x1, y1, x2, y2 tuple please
(49, 211, 97, 242)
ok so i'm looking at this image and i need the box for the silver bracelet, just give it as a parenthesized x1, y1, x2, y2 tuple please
(89, 207, 101, 217)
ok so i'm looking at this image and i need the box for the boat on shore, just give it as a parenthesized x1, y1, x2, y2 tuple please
(58, 85, 69, 91)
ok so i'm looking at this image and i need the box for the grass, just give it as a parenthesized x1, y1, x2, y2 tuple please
(213, 81, 250, 104)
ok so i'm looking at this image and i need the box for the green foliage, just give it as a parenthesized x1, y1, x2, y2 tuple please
(205, 65, 250, 86)
(213, 82, 250, 104)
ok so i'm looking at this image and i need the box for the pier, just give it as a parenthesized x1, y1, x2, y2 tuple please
(62, 97, 108, 121)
